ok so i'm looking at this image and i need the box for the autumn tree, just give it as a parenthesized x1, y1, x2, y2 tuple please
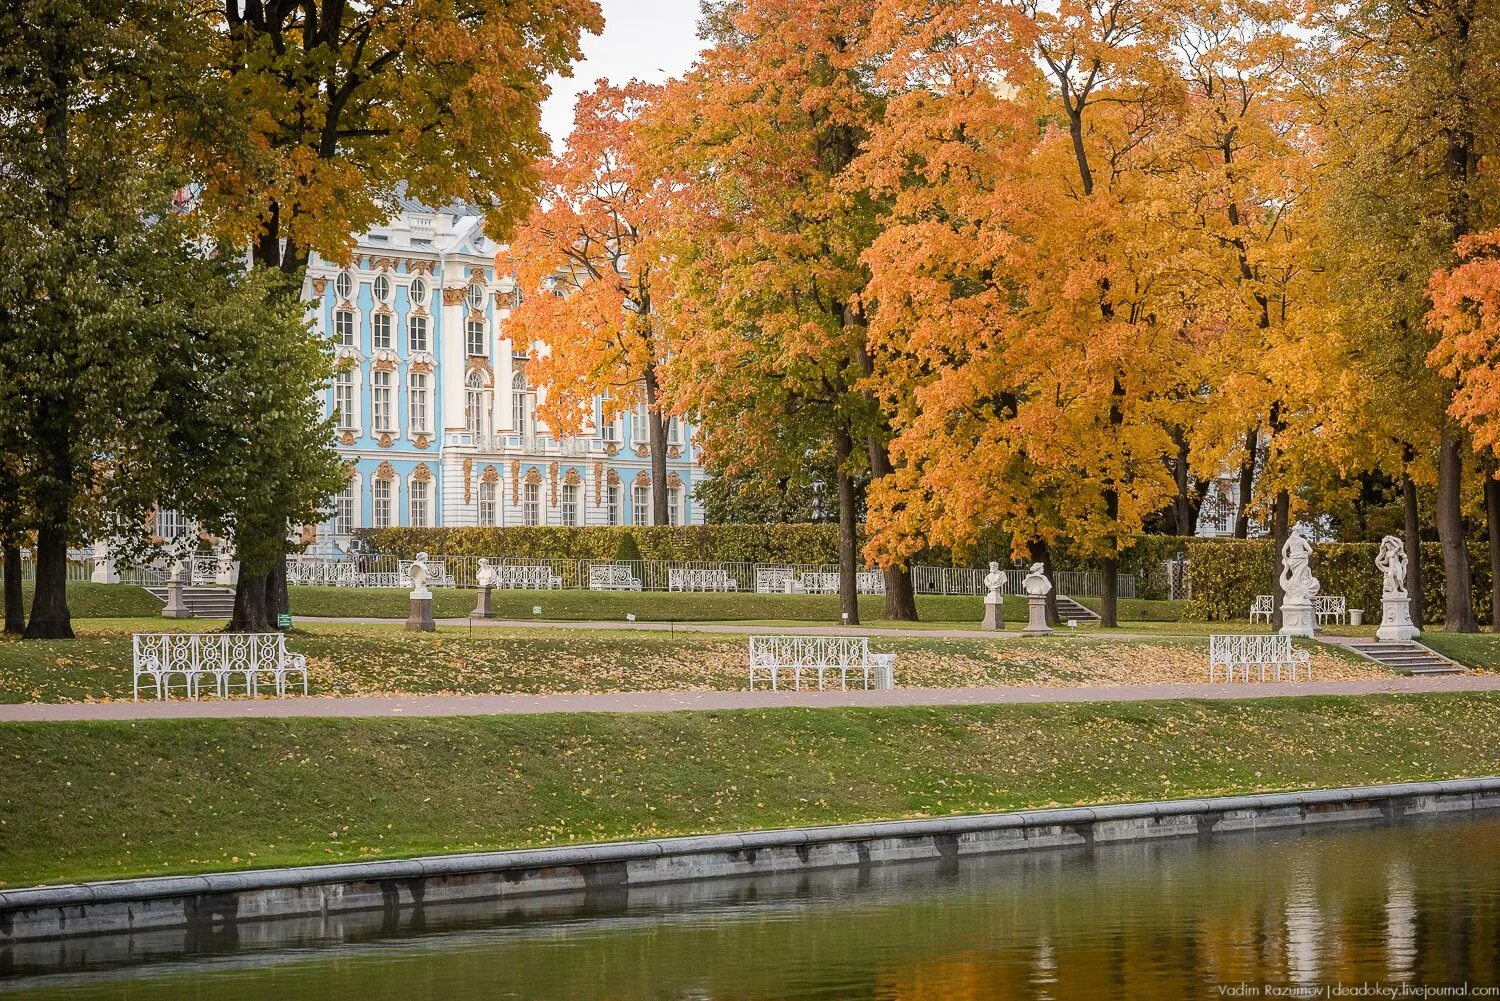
(507, 80, 678, 525)
(647, 0, 918, 623)
(179, 0, 602, 630)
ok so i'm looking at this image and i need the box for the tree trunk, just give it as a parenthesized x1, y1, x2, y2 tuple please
(1401, 468, 1425, 628)
(230, 571, 271, 633)
(1269, 489, 1289, 632)
(865, 435, 917, 620)
(3, 544, 23, 635)
(1437, 428, 1477, 632)
(1100, 486, 1120, 628)
(270, 553, 290, 628)
(1029, 538, 1059, 627)
(24, 526, 74, 639)
(644, 368, 670, 526)
(1169, 430, 1197, 536)
(833, 427, 860, 627)
(1486, 475, 1500, 632)
(1233, 428, 1258, 539)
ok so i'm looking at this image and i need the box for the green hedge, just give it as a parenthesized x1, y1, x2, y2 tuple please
(1182, 539, 1491, 622)
(356, 524, 846, 564)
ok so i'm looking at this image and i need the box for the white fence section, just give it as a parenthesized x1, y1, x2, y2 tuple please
(746, 635, 896, 691)
(132, 632, 308, 700)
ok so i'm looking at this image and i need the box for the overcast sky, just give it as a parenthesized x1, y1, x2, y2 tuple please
(540, 0, 708, 150)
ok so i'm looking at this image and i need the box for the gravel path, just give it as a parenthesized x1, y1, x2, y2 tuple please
(5, 674, 1499, 722)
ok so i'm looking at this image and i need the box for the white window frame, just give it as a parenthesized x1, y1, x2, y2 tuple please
(478, 479, 499, 527)
(333, 368, 356, 429)
(372, 311, 393, 351)
(606, 483, 621, 526)
(334, 271, 354, 300)
(409, 476, 431, 528)
(466, 282, 486, 311)
(373, 273, 391, 304)
(331, 480, 355, 536)
(409, 276, 428, 307)
(373, 478, 394, 529)
(561, 482, 580, 527)
(512, 371, 532, 435)
(523, 481, 541, 526)
(632, 401, 650, 445)
(466, 316, 485, 357)
(466, 371, 487, 436)
(407, 313, 428, 353)
(408, 371, 431, 435)
(632, 482, 649, 526)
(667, 486, 682, 526)
(372, 369, 395, 433)
(334, 308, 356, 347)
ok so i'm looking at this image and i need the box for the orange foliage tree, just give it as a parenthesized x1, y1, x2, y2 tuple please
(506, 80, 678, 525)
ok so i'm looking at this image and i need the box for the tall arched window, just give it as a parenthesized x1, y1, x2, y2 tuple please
(409, 372, 431, 435)
(632, 480, 650, 526)
(523, 480, 542, 526)
(465, 316, 485, 356)
(332, 369, 355, 429)
(407, 314, 428, 353)
(372, 478, 394, 529)
(372, 312, 393, 350)
(371, 369, 395, 432)
(512, 371, 532, 435)
(560, 482, 580, 526)
(465, 370, 487, 436)
(478, 479, 499, 526)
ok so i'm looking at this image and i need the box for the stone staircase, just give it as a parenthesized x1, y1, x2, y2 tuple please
(143, 586, 235, 619)
(1333, 637, 1464, 676)
(1055, 595, 1100, 624)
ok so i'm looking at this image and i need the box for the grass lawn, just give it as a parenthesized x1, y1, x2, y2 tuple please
(1418, 631, 1500, 670)
(0, 619, 1378, 703)
(3, 692, 1498, 887)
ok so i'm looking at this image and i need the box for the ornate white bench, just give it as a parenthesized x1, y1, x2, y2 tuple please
(1208, 634, 1311, 683)
(132, 633, 309, 700)
(398, 559, 455, 588)
(494, 563, 563, 589)
(1249, 594, 1273, 624)
(747, 635, 896, 691)
(588, 564, 642, 591)
(755, 566, 798, 593)
(1315, 595, 1347, 625)
(668, 568, 739, 592)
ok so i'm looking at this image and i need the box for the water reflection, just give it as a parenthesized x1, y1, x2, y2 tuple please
(5, 814, 1500, 1000)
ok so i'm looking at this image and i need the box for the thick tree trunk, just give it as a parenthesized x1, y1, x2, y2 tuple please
(3, 544, 23, 634)
(865, 434, 917, 621)
(270, 554, 290, 628)
(1437, 429, 1477, 632)
(24, 527, 73, 639)
(833, 428, 859, 626)
(1269, 489, 1290, 632)
(644, 368, 670, 526)
(1402, 470, 1425, 628)
(1169, 430, 1198, 536)
(1029, 538, 1059, 627)
(1099, 489, 1120, 628)
(1233, 428, 1258, 539)
(230, 571, 271, 633)
(1486, 475, 1500, 631)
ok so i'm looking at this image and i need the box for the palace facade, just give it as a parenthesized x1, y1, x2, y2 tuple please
(308, 194, 702, 549)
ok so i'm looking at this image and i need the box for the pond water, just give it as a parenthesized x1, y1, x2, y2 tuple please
(6, 814, 1500, 999)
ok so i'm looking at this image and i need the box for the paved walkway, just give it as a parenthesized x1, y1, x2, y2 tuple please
(5, 674, 1500, 722)
(299, 615, 1157, 640)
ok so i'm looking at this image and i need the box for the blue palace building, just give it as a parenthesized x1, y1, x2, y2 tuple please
(306, 195, 703, 549)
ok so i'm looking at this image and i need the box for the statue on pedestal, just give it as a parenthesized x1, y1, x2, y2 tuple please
(1375, 535, 1419, 641)
(473, 558, 498, 619)
(1278, 528, 1319, 637)
(407, 551, 433, 600)
(981, 561, 1005, 630)
(1020, 562, 1053, 637)
(406, 551, 435, 632)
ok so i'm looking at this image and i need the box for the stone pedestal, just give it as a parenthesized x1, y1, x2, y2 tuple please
(1377, 596, 1420, 642)
(161, 573, 193, 619)
(406, 596, 435, 632)
(1020, 595, 1052, 637)
(981, 595, 1004, 631)
(1279, 601, 1316, 638)
(471, 586, 494, 619)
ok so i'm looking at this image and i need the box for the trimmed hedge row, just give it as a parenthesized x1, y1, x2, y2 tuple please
(1182, 539, 1492, 622)
(355, 525, 847, 564)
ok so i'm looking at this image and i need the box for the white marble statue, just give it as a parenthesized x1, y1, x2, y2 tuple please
(1278, 530, 1319, 605)
(408, 551, 433, 600)
(983, 561, 1005, 602)
(1376, 535, 1408, 598)
(476, 558, 499, 589)
(1022, 562, 1052, 597)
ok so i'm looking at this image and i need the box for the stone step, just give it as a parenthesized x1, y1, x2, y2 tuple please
(143, 586, 235, 619)
(1332, 638, 1464, 676)
(1054, 595, 1099, 623)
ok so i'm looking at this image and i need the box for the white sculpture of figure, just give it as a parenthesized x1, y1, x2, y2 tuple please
(472, 558, 498, 618)
(1022, 562, 1053, 597)
(1278, 528, 1319, 637)
(1020, 562, 1053, 636)
(1375, 535, 1419, 641)
(981, 561, 1005, 630)
(1375, 535, 1408, 598)
(407, 551, 432, 599)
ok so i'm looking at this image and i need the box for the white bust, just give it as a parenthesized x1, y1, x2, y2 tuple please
(408, 550, 432, 599)
(1375, 535, 1408, 599)
(1279, 529, 1320, 605)
(1021, 562, 1052, 597)
(983, 561, 1005, 601)
(476, 558, 498, 589)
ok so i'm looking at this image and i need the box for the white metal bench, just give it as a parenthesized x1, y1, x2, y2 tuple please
(588, 564, 642, 590)
(755, 566, 798, 593)
(132, 632, 309, 700)
(1315, 595, 1347, 625)
(1208, 634, 1312, 683)
(747, 635, 896, 691)
(1249, 594, 1273, 624)
(668, 568, 739, 592)
(493, 564, 563, 589)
